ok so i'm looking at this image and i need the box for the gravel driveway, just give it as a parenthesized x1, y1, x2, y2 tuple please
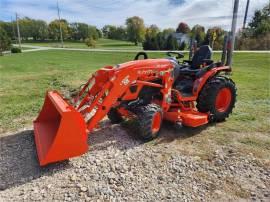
(0, 121, 269, 201)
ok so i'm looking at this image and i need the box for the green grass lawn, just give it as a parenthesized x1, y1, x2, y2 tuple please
(22, 38, 143, 50)
(0, 50, 269, 161)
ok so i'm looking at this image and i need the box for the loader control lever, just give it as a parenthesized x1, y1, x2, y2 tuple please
(134, 52, 148, 60)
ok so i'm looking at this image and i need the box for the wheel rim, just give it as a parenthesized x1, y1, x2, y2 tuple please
(215, 87, 232, 113)
(151, 112, 162, 134)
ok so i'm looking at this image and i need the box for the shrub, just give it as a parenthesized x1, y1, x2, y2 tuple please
(11, 47, 22, 53)
(236, 33, 270, 50)
(85, 37, 96, 48)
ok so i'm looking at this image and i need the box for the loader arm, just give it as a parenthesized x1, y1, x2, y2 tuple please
(74, 60, 174, 132)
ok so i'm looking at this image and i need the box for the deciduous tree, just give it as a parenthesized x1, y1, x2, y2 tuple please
(204, 27, 225, 50)
(126, 16, 145, 45)
(146, 24, 160, 38)
(70, 22, 89, 40)
(162, 28, 175, 37)
(191, 25, 205, 46)
(88, 25, 99, 40)
(48, 19, 69, 40)
(249, 4, 270, 37)
(176, 22, 190, 34)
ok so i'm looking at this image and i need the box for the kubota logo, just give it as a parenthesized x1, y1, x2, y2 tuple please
(138, 70, 155, 75)
(138, 69, 164, 75)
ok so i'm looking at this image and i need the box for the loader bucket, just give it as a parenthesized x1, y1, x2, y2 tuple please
(34, 91, 88, 166)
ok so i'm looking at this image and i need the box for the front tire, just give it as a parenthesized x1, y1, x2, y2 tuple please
(197, 76, 237, 122)
(133, 104, 163, 141)
(107, 108, 123, 124)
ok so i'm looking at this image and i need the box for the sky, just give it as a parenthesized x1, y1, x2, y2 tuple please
(0, 0, 268, 30)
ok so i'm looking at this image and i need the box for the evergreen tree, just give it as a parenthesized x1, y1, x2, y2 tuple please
(0, 27, 11, 55)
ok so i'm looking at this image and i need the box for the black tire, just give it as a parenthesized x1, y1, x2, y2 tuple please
(133, 104, 163, 141)
(197, 76, 237, 122)
(107, 108, 123, 124)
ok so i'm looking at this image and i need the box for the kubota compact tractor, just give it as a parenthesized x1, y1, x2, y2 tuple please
(34, 45, 237, 166)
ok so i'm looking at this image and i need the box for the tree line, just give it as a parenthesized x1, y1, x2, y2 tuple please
(0, 16, 232, 50)
(236, 4, 270, 50)
(99, 3, 269, 51)
(0, 3, 269, 53)
(0, 17, 229, 51)
(0, 17, 101, 41)
(103, 3, 269, 50)
(143, 23, 227, 50)
(141, 3, 269, 51)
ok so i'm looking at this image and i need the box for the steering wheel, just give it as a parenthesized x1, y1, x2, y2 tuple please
(134, 52, 148, 60)
(166, 51, 184, 59)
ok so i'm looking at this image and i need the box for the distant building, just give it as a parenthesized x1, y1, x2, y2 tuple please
(171, 33, 190, 46)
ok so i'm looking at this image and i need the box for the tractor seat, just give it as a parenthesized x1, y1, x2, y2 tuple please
(173, 45, 214, 79)
(186, 45, 213, 69)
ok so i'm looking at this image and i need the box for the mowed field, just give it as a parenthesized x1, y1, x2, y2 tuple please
(0, 50, 269, 159)
(22, 38, 143, 50)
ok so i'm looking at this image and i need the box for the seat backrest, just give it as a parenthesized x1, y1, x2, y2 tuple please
(191, 45, 212, 69)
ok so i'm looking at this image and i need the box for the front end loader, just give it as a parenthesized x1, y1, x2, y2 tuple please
(34, 46, 237, 166)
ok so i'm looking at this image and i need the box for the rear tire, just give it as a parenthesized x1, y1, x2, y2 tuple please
(107, 108, 123, 124)
(133, 104, 163, 141)
(197, 76, 237, 122)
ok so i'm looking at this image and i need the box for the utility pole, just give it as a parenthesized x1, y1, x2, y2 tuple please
(226, 0, 239, 67)
(212, 31, 217, 50)
(11, 17, 16, 44)
(57, 0, 64, 48)
(15, 13, 21, 49)
(189, 38, 194, 60)
(243, 0, 250, 29)
(221, 34, 228, 65)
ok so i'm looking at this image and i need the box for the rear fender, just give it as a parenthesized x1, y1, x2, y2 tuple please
(192, 66, 231, 97)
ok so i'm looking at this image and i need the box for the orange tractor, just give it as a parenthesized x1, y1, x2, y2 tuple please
(34, 45, 237, 166)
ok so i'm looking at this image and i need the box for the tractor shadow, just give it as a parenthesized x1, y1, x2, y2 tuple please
(157, 121, 210, 144)
(87, 120, 145, 152)
(0, 130, 71, 191)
